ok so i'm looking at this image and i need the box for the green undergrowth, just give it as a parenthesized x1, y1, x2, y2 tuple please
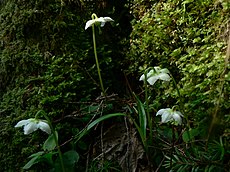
(0, 0, 229, 171)
(126, 0, 230, 171)
(128, 0, 230, 137)
(0, 0, 130, 171)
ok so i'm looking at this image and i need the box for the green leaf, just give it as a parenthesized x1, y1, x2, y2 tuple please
(54, 150, 79, 172)
(76, 113, 125, 142)
(42, 152, 56, 165)
(87, 113, 125, 130)
(170, 48, 181, 57)
(43, 131, 58, 151)
(134, 94, 147, 139)
(28, 151, 44, 158)
(77, 140, 88, 150)
(182, 128, 199, 142)
(23, 151, 56, 170)
(23, 151, 45, 169)
(63, 150, 79, 167)
(23, 156, 41, 170)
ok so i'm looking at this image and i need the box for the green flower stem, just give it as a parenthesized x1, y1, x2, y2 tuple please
(170, 74, 193, 146)
(170, 74, 190, 129)
(51, 127, 65, 172)
(41, 111, 65, 172)
(91, 14, 105, 97)
(170, 125, 175, 169)
(144, 71, 153, 147)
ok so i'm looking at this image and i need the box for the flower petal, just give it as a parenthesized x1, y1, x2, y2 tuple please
(158, 73, 171, 81)
(161, 110, 172, 123)
(24, 122, 38, 135)
(38, 121, 51, 134)
(172, 113, 182, 124)
(85, 17, 114, 30)
(15, 119, 31, 128)
(96, 17, 106, 22)
(156, 109, 166, 116)
(146, 69, 160, 85)
(139, 74, 145, 81)
(103, 17, 114, 22)
(100, 22, 106, 27)
(147, 75, 158, 85)
(85, 19, 95, 30)
(98, 17, 113, 27)
(160, 68, 170, 74)
(175, 111, 183, 117)
(147, 69, 154, 77)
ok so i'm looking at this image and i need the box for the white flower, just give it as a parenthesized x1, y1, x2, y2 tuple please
(15, 118, 51, 135)
(156, 108, 183, 125)
(85, 17, 114, 30)
(139, 66, 171, 85)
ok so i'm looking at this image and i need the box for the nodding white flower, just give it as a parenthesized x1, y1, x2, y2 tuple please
(15, 118, 51, 135)
(156, 108, 183, 125)
(139, 66, 171, 85)
(85, 17, 114, 30)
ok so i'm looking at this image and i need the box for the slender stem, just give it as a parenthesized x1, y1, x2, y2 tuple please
(170, 75, 182, 110)
(144, 71, 153, 149)
(170, 74, 193, 146)
(144, 83, 153, 172)
(92, 22, 105, 97)
(35, 110, 65, 171)
(42, 112, 65, 172)
(170, 74, 190, 129)
(52, 129, 65, 172)
(170, 125, 175, 170)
